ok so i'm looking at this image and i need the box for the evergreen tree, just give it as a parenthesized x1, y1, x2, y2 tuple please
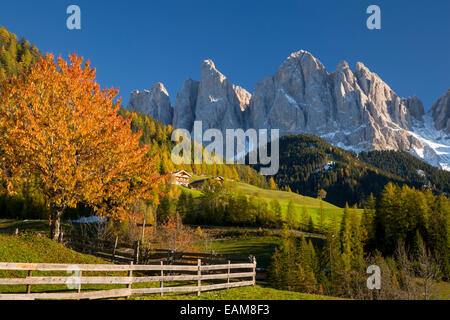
(308, 216, 315, 233)
(340, 203, 352, 271)
(318, 199, 326, 233)
(349, 205, 364, 270)
(361, 193, 376, 249)
(300, 205, 310, 231)
(270, 199, 283, 227)
(286, 199, 297, 229)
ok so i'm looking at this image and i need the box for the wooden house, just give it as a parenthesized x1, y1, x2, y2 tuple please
(169, 170, 192, 187)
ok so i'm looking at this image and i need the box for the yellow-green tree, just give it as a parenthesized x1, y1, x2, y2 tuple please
(269, 177, 277, 190)
(286, 199, 297, 229)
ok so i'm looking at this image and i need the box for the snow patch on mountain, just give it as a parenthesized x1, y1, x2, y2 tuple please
(408, 115, 450, 170)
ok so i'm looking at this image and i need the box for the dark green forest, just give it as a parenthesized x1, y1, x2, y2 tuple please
(359, 150, 450, 194)
(268, 134, 450, 207)
(268, 183, 449, 299)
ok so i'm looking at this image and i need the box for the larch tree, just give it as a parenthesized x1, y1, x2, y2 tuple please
(286, 199, 297, 229)
(269, 177, 277, 190)
(0, 54, 164, 240)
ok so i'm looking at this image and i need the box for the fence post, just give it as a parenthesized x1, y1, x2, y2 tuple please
(252, 256, 256, 285)
(160, 260, 164, 296)
(127, 261, 133, 299)
(197, 259, 201, 296)
(227, 260, 230, 285)
(27, 270, 32, 294)
(112, 236, 118, 263)
(77, 270, 82, 295)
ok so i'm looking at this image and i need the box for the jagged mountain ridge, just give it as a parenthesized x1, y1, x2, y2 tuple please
(127, 50, 450, 170)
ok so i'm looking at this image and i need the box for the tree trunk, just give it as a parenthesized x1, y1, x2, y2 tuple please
(50, 206, 64, 241)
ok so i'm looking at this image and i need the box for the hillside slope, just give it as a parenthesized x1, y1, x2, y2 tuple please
(263, 134, 450, 207)
(0, 233, 105, 264)
(183, 175, 356, 228)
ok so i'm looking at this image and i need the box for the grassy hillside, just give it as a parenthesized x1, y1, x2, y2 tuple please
(184, 176, 360, 227)
(236, 181, 352, 223)
(0, 233, 337, 300)
(132, 284, 337, 300)
(0, 233, 112, 293)
(210, 236, 280, 269)
(0, 233, 105, 264)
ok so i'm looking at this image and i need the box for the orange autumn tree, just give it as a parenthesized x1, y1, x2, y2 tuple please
(0, 54, 164, 240)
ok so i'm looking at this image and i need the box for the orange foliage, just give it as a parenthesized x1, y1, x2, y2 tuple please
(0, 54, 165, 240)
(151, 214, 199, 253)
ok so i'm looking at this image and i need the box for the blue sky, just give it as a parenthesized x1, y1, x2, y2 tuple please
(1, 0, 449, 109)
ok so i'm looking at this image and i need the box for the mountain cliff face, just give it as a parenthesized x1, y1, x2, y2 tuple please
(172, 60, 251, 133)
(246, 51, 421, 152)
(128, 82, 173, 125)
(172, 78, 199, 130)
(127, 50, 450, 170)
(431, 89, 450, 134)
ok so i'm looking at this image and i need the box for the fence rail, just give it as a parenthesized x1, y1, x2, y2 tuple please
(0, 259, 256, 300)
(65, 236, 246, 266)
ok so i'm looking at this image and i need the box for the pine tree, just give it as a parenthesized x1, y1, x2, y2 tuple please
(286, 199, 297, 229)
(340, 203, 352, 271)
(268, 233, 298, 291)
(361, 193, 376, 247)
(270, 199, 283, 227)
(300, 205, 310, 231)
(308, 216, 315, 233)
(349, 205, 364, 271)
(318, 199, 326, 233)
(297, 236, 318, 293)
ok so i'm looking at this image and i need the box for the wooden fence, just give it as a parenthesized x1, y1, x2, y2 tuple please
(66, 235, 138, 264)
(66, 235, 251, 266)
(0, 259, 256, 300)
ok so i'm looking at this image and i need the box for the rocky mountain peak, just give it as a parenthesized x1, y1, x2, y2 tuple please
(233, 85, 252, 111)
(431, 88, 450, 133)
(173, 78, 199, 131)
(127, 82, 173, 125)
(402, 95, 425, 121)
(128, 50, 450, 170)
(152, 82, 168, 95)
(279, 50, 327, 81)
(201, 59, 227, 83)
(337, 60, 350, 70)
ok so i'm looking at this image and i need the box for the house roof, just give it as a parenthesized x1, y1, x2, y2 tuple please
(171, 170, 192, 177)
